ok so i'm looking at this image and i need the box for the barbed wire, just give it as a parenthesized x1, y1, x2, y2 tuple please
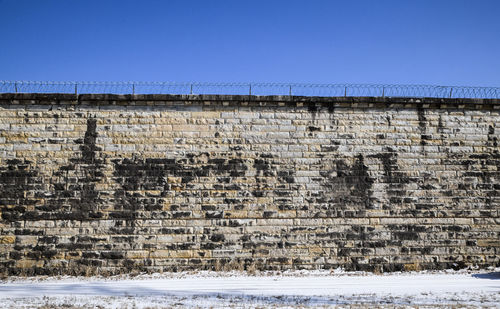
(0, 81, 499, 99)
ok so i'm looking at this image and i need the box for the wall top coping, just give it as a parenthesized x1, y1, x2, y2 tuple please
(1, 93, 499, 109)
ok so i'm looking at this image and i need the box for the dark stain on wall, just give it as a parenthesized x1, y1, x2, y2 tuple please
(318, 154, 374, 210)
(488, 125, 498, 148)
(45, 117, 105, 220)
(369, 147, 413, 207)
(0, 159, 39, 222)
(110, 152, 299, 216)
(111, 153, 252, 217)
(439, 123, 500, 213)
(253, 153, 296, 197)
(417, 106, 427, 146)
(111, 152, 252, 251)
(0, 118, 110, 275)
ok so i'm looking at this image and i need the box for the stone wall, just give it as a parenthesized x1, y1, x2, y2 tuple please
(0, 93, 499, 276)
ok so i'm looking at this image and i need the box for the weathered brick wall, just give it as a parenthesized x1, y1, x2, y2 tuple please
(0, 93, 499, 276)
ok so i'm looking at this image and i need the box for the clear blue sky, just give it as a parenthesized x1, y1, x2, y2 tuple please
(1, 0, 499, 86)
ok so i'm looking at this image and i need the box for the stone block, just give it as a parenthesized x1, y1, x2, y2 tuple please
(0, 236, 15, 244)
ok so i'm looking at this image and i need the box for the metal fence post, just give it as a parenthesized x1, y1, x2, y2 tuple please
(14, 82, 18, 93)
(249, 84, 252, 96)
(382, 87, 385, 98)
(132, 84, 135, 95)
(75, 83, 78, 95)
(190, 84, 193, 95)
(449, 88, 453, 98)
(344, 86, 347, 97)
(289, 85, 292, 97)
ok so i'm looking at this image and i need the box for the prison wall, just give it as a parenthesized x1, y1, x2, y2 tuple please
(0, 93, 499, 276)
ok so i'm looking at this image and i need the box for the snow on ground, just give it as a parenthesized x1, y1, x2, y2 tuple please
(1, 268, 499, 308)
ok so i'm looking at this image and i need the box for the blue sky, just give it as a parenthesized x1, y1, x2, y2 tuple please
(1, 0, 499, 86)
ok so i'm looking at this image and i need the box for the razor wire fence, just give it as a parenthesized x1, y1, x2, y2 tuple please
(0, 81, 499, 99)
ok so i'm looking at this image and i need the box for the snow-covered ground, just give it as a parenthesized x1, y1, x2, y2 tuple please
(1, 269, 499, 308)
